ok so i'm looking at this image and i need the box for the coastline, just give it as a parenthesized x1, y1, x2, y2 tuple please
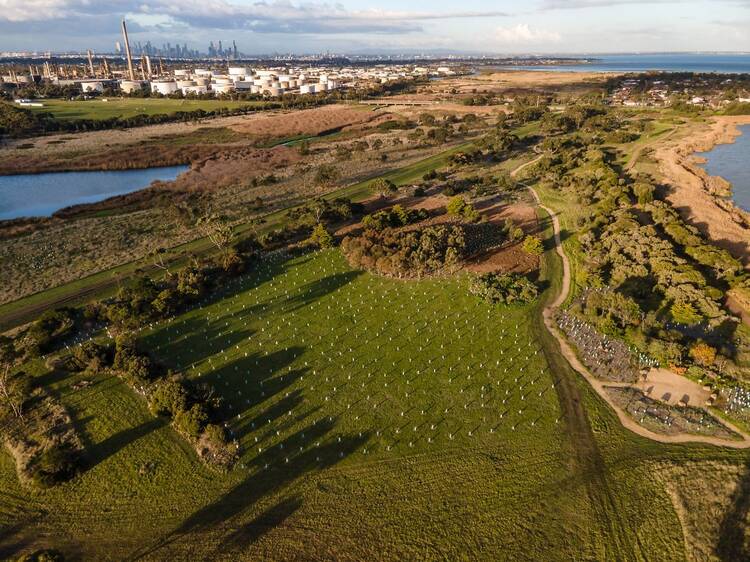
(654, 115, 750, 268)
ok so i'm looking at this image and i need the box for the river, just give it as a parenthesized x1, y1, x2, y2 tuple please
(0, 165, 188, 220)
(697, 125, 750, 213)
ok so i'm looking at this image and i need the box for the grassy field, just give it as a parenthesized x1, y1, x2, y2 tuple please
(2, 244, 750, 559)
(27, 98, 267, 121)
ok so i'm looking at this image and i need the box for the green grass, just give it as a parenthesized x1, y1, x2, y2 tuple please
(28, 98, 267, 122)
(3, 245, 750, 559)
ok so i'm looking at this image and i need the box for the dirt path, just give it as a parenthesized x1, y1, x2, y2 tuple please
(527, 183, 750, 449)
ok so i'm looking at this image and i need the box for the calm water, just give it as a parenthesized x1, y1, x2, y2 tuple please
(697, 125, 750, 212)
(0, 165, 188, 220)
(500, 53, 750, 74)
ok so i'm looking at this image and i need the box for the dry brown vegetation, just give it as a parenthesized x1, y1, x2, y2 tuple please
(654, 461, 750, 562)
(0, 122, 470, 304)
(228, 104, 386, 140)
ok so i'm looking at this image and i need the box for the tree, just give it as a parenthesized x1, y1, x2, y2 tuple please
(522, 235, 545, 256)
(371, 178, 398, 199)
(149, 247, 172, 275)
(0, 335, 28, 420)
(197, 214, 234, 255)
(689, 341, 717, 367)
(308, 223, 334, 248)
(446, 196, 468, 217)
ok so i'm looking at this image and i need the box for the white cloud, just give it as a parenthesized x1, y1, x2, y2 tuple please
(495, 23, 561, 43)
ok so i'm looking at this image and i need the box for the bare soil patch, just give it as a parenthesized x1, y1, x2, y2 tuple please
(636, 368, 711, 407)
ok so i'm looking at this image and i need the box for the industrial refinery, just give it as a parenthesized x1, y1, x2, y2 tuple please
(0, 20, 460, 99)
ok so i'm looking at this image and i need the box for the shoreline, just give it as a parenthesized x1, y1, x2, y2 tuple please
(654, 115, 750, 267)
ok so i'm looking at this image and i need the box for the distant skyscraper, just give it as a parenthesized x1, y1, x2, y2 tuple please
(115, 41, 121, 54)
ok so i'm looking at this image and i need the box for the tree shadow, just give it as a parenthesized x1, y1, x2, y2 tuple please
(222, 495, 303, 552)
(131, 414, 369, 560)
(84, 417, 167, 472)
(716, 456, 750, 561)
(277, 271, 363, 314)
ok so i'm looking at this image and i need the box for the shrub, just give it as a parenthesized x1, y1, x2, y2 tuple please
(149, 379, 189, 417)
(670, 301, 703, 325)
(522, 235, 545, 256)
(446, 196, 481, 223)
(361, 205, 428, 231)
(307, 223, 334, 248)
(341, 225, 467, 278)
(17, 549, 65, 562)
(470, 273, 538, 305)
(71, 341, 110, 372)
(371, 178, 398, 199)
(689, 341, 717, 367)
(174, 404, 209, 438)
(29, 444, 80, 488)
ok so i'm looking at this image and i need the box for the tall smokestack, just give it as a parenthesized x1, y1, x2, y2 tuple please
(121, 19, 136, 81)
(87, 49, 95, 77)
(145, 55, 152, 78)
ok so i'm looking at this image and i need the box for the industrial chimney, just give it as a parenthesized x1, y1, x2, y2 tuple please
(87, 49, 95, 77)
(121, 19, 136, 81)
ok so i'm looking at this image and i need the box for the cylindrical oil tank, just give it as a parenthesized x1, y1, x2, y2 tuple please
(119, 80, 142, 93)
(228, 67, 251, 77)
(81, 81, 104, 93)
(212, 83, 235, 95)
(151, 80, 179, 95)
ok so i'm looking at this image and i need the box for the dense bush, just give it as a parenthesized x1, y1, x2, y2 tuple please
(341, 225, 467, 278)
(29, 443, 81, 488)
(470, 273, 539, 305)
(361, 205, 429, 231)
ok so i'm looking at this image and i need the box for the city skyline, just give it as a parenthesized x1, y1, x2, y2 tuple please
(0, 0, 748, 55)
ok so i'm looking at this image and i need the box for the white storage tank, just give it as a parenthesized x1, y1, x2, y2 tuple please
(300, 84, 316, 94)
(81, 81, 104, 93)
(119, 80, 143, 93)
(174, 69, 190, 78)
(194, 68, 211, 77)
(151, 80, 179, 95)
(212, 83, 235, 95)
(229, 67, 251, 77)
(194, 77, 210, 87)
(184, 85, 208, 95)
(234, 81, 253, 91)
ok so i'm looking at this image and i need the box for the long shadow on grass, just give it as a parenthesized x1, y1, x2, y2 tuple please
(84, 417, 167, 472)
(281, 270, 363, 313)
(716, 457, 750, 561)
(131, 416, 369, 559)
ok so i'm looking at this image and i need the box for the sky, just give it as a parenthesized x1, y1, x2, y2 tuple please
(0, 0, 749, 55)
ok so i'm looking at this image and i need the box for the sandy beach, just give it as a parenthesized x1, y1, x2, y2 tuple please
(654, 115, 750, 267)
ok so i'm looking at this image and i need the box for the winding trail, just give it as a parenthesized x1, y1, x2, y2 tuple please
(524, 181, 750, 449)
